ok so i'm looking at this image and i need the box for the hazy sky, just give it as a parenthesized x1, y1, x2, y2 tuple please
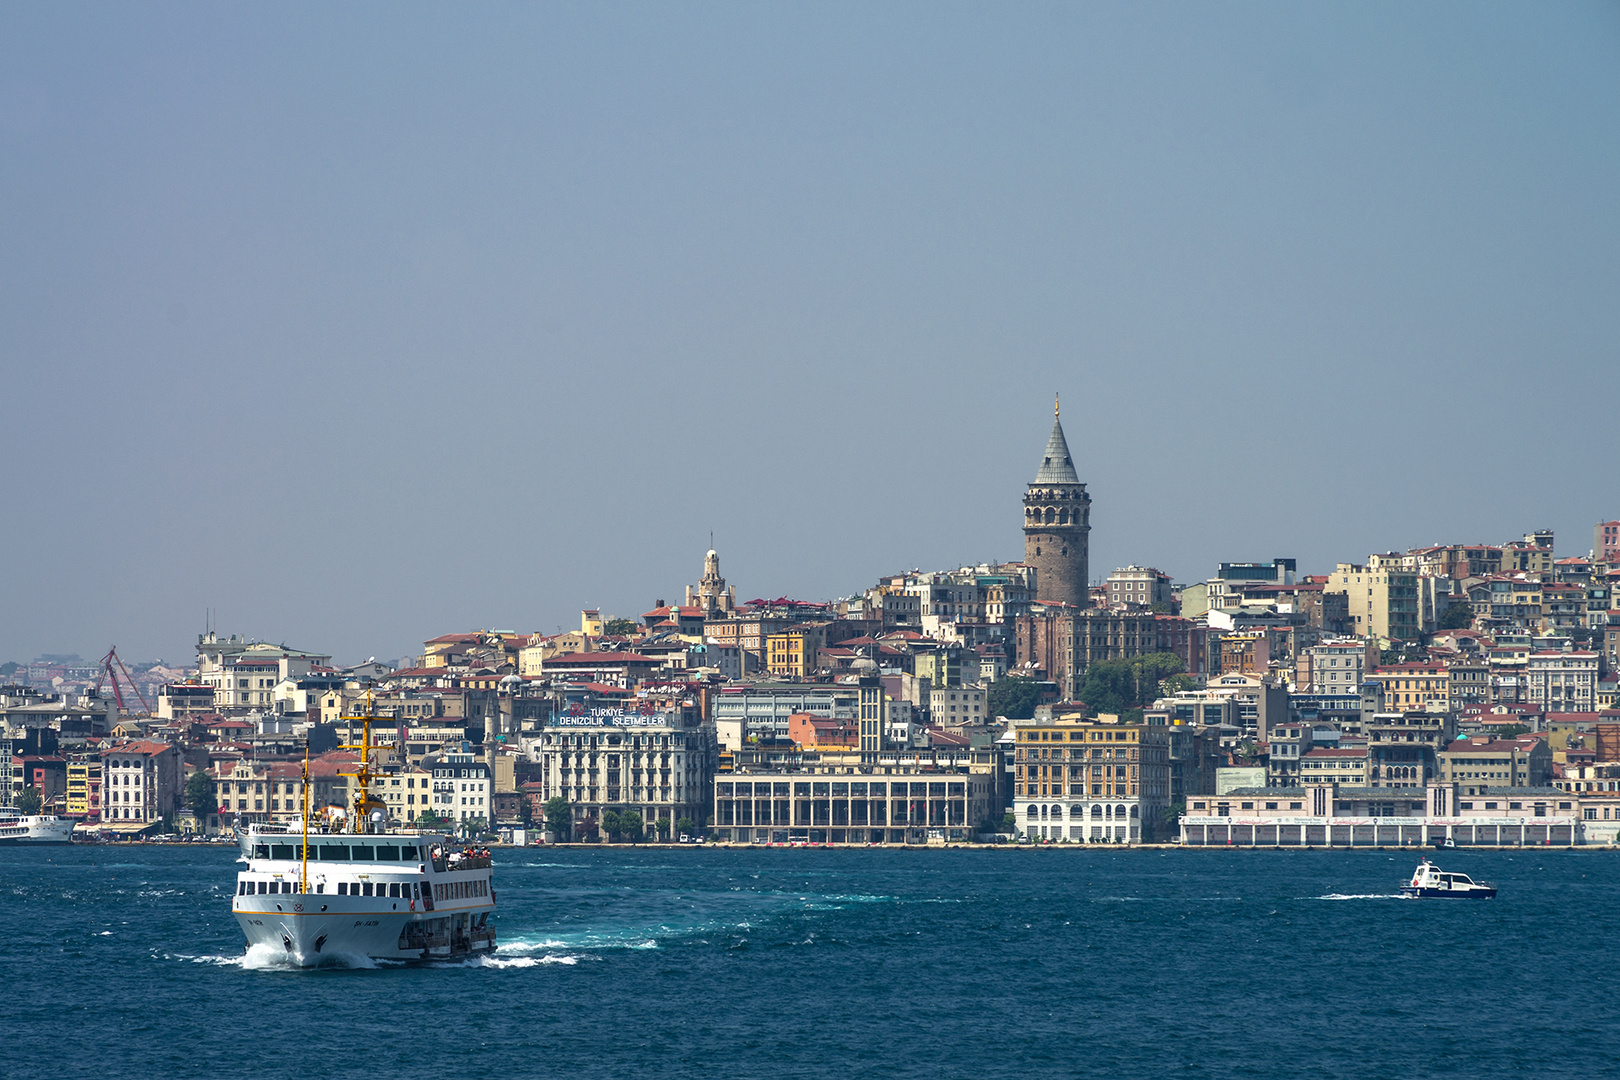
(2, 3, 1617, 667)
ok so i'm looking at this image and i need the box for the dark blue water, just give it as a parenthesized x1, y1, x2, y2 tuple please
(5, 844, 1616, 1078)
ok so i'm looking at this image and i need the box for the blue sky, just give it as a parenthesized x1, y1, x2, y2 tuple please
(2, 3, 1616, 665)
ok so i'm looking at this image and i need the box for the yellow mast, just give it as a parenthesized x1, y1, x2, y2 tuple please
(300, 740, 311, 892)
(338, 691, 388, 834)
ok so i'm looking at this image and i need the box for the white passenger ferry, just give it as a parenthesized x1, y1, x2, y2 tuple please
(0, 810, 75, 844)
(231, 715, 496, 966)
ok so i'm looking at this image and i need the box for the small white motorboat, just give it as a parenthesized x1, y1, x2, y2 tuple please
(1401, 859, 1496, 899)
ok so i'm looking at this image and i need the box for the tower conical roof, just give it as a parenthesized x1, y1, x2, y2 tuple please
(1034, 414, 1080, 484)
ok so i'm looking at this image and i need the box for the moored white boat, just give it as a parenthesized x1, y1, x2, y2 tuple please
(0, 810, 76, 844)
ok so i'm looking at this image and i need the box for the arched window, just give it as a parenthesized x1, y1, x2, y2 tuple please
(1058, 508, 1069, 525)
(1070, 805, 1083, 817)
(1130, 805, 1139, 818)
(1044, 507, 1055, 524)
(1091, 804, 1103, 818)
(1025, 806, 1039, 819)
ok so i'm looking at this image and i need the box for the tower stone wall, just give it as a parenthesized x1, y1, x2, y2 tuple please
(1022, 406, 1091, 608)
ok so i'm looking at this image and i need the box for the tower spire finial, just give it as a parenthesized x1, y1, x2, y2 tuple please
(1055, 392, 1060, 419)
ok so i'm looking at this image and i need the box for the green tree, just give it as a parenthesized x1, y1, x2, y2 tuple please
(1000, 812, 1016, 833)
(1075, 654, 1187, 714)
(1075, 658, 1135, 714)
(655, 816, 671, 840)
(620, 810, 644, 842)
(16, 786, 42, 814)
(1157, 800, 1186, 841)
(415, 809, 449, 828)
(1439, 602, 1475, 630)
(0, 661, 17, 678)
(988, 676, 1040, 719)
(184, 770, 217, 826)
(603, 618, 639, 637)
(601, 808, 623, 841)
(1160, 673, 1200, 697)
(543, 796, 572, 841)
(675, 816, 695, 838)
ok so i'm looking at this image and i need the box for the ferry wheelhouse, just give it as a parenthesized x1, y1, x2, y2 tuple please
(231, 712, 497, 966)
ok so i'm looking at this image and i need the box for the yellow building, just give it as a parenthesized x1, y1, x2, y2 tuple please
(1013, 717, 1171, 842)
(66, 759, 101, 818)
(1364, 664, 1450, 710)
(766, 626, 820, 678)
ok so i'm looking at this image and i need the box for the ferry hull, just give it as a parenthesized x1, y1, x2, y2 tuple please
(0, 817, 76, 844)
(234, 895, 496, 967)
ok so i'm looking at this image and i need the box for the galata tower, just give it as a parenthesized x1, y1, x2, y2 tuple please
(1023, 396, 1091, 607)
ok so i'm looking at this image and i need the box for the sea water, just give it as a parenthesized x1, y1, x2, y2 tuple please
(4, 844, 1617, 1079)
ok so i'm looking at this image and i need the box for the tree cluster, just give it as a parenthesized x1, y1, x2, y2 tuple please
(987, 676, 1041, 719)
(1073, 652, 1188, 718)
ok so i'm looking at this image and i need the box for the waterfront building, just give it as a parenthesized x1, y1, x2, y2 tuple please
(526, 703, 717, 839)
(1012, 716, 1171, 842)
(711, 743, 1002, 844)
(65, 757, 102, 820)
(99, 740, 182, 827)
(1180, 782, 1581, 846)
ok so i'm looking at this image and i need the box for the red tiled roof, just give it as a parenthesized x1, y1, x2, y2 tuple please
(101, 740, 176, 757)
(546, 652, 660, 665)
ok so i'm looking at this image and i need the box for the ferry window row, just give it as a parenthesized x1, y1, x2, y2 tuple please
(236, 880, 427, 897)
(436, 879, 488, 900)
(253, 843, 427, 861)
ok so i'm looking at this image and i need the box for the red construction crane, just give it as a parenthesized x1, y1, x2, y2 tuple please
(94, 646, 153, 716)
